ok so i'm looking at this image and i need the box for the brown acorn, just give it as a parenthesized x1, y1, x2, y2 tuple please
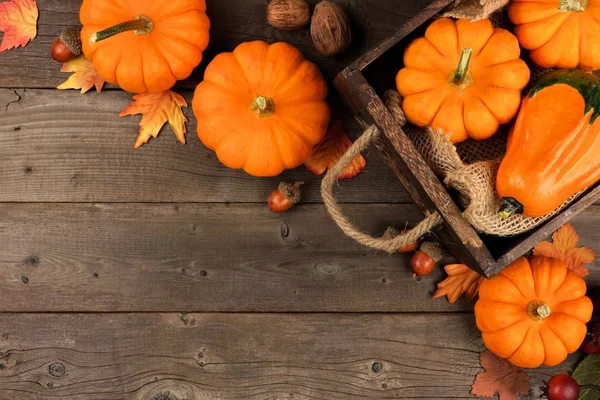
(267, 0, 311, 31)
(268, 182, 304, 213)
(51, 28, 82, 63)
(310, 1, 352, 56)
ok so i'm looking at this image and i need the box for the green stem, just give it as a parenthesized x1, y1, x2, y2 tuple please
(498, 197, 524, 219)
(579, 385, 600, 391)
(91, 15, 154, 43)
(452, 48, 473, 85)
(559, 0, 588, 12)
(250, 96, 275, 118)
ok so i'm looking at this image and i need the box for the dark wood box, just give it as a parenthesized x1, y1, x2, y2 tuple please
(333, 0, 600, 278)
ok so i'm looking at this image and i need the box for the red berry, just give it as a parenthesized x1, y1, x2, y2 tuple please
(411, 251, 435, 277)
(582, 324, 600, 354)
(545, 374, 579, 400)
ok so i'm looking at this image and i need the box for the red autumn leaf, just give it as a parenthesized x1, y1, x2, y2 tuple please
(0, 0, 37, 52)
(433, 264, 484, 303)
(471, 350, 529, 400)
(119, 90, 188, 148)
(57, 56, 105, 94)
(533, 223, 595, 277)
(305, 121, 366, 179)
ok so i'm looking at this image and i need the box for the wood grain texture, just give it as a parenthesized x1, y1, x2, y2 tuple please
(0, 313, 584, 400)
(0, 0, 432, 88)
(0, 88, 410, 203)
(1, 202, 599, 313)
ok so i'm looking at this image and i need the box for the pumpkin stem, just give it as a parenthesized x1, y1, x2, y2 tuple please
(250, 96, 275, 118)
(498, 197, 524, 219)
(527, 301, 552, 321)
(452, 48, 473, 86)
(559, 0, 588, 12)
(90, 15, 154, 43)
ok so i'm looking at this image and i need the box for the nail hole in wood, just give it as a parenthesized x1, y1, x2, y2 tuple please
(13, 126, 21, 131)
(381, 278, 387, 283)
(25, 167, 33, 174)
(49, 362, 65, 377)
(21, 276, 29, 284)
(372, 362, 383, 373)
(280, 223, 290, 239)
(93, 272, 99, 278)
(200, 270, 208, 277)
(0, 363, 5, 370)
(382, 383, 388, 389)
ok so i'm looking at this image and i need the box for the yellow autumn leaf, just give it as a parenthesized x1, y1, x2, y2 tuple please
(119, 90, 188, 148)
(57, 56, 105, 94)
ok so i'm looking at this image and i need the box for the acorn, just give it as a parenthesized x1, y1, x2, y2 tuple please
(51, 28, 82, 63)
(268, 182, 304, 213)
(411, 242, 444, 278)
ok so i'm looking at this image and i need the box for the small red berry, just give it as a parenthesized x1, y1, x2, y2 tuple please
(411, 251, 435, 277)
(268, 182, 303, 213)
(544, 374, 579, 400)
(582, 323, 600, 354)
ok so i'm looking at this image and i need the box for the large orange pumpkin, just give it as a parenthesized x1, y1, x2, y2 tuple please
(509, 0, 600, 71)
(192, 41, 330, 177)
(475, 256, 593, 368)
(497, 69, 600, 218)
(80, 0, 210, 93)
(396, 18, 530, 143)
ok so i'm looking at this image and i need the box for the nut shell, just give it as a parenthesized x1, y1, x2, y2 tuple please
(59, 28, 82, 56)
(267, 0, 311, 31)
(310, 1, 352, 56)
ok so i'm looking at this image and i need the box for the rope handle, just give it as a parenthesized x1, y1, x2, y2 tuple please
(320, 124, 443, 253)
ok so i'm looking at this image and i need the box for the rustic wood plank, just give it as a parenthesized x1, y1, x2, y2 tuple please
(0, 313, 584, 399)
(0, 88, 410, 203)
(1, 203, 599, 313)
(0, 0, 432, 88)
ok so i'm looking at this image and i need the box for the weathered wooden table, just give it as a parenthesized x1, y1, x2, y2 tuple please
(0, 1, 598, 399)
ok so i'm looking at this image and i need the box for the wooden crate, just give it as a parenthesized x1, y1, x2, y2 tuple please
(333, 0, 600, 278)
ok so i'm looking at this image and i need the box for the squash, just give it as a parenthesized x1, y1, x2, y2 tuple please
(192, 41, 330, 177)
(475, 256, 593, 368)
(497, 69, 600, 218)
(396, 18, 530, 143)
(80, 0, 210, 93)
(509, 0, 600, 71)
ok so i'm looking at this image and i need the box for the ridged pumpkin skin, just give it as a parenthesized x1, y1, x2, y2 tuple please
(80, 0, 210, 93)
(497, 69, 600, 218)
(509, 0, 600, 71)
(396, 18, 530, 143)
(192, 41, 330, 177)
(475, 257, 593, 368)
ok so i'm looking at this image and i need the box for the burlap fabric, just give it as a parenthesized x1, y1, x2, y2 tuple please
(320, 0, 585, 252)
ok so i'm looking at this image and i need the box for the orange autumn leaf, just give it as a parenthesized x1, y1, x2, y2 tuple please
(471, 350, 529, 400)
(533, 223, 595, 277)
(305, 121, 366, 179)
(119, 90, 188, 148)
(57, 56, 105, 94)
(433, 264, 484, 304)
(0, 0, 37, 52)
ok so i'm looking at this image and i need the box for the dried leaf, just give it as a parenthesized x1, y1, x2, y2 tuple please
(433, 264, 484, 304)
(471, 350, 529, 400)
(0, 0, 37, 52)
(533, 223, 595, 277)
(304, 121, 366, 179)
(57, 57, 105, 94)
(119, 90, 188, 148)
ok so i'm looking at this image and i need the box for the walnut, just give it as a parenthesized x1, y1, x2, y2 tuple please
(310, 1, 352, 56)
(266, 0, 311, 31)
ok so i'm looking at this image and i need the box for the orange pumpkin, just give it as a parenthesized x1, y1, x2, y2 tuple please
(475, 256, 593, 368)
(80, 0, 210, 93)
(396, 18, 530, 143)
(192, 41, 330, 177)
(497, 69, 600, 218)
(509, 0, 600, 71)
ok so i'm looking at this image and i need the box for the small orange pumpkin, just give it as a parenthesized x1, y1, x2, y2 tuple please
(192, 41, 330, 177)
(475, 256, 593, 368)
(80, 0, 210, 93)
(396, 18, 530, 143)
(509, 0, 600, 71)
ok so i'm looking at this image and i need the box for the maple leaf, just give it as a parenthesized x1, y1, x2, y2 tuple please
(433, 264, 484, 304)
(471, 350, 529, 400)
(0, 0, 37, 52)
(305, 121, 366, 179)
(533, 223, 595, 277)
(57, 57, 105, 94)
(119, 90, 188, 148)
